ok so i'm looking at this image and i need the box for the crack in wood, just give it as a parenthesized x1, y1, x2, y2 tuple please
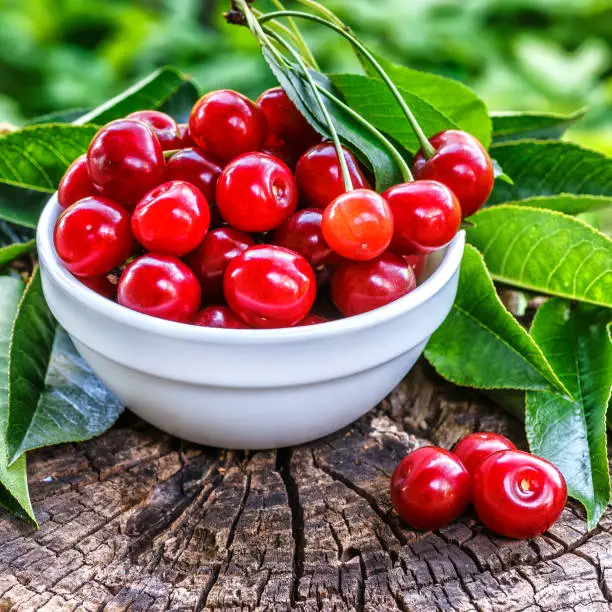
(0, 363, 611, 611)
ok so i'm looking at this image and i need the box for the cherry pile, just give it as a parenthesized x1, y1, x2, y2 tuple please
(390, 433, 567, 539)
(53, 87, 494, 329)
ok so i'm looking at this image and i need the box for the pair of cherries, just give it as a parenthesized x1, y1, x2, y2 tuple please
(53, 86, 494, 329)
(390, 432, 567, 539)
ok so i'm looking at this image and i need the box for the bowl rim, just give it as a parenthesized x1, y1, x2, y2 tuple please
(37, 193, 465, 344)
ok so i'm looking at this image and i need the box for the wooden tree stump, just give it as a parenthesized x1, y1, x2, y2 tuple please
(1, 362, 611, 611)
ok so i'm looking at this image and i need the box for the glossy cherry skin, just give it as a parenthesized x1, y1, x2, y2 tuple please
(216, 152, 297, 232)
(127, 110, 179, 150)
(189, 89, 267, 163)
(298, 314, 329, 326)
(165, 148, 223, 206)
(58, 155, 98, 209)
(472, 450, 567, 539)
(87, 119, 165, 208)
(257, 87, 319, 152)
(274, 208, 337, 269)
(331, 253, 416, 317)
(296, 143, 370, 209)
(192, 306, 250, 329)
(78, 275, 117, 300)
(224, 245, 316, 329)
(322, 189, 393, 261)
(391, 447, 471, 531)
(185, 227, 254, 302)
(383, 180, 462, 255)
(177, 123, 197, 148)
(131, 181, 210, 256)
(453, 433, 517, 476)
(404, 254, 426, 278)
(118, 254, 201, 323)
(412, 130, 494, 218)
(54, 196, 133, 277)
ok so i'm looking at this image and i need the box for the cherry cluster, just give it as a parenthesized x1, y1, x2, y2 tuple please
(391, 433, 567, 539)
(53, 87, 494, 329)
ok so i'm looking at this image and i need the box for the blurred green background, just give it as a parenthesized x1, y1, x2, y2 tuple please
(0, 0, 611, 154)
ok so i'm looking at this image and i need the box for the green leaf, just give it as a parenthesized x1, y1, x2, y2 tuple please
(331, 73, 457, 154)
(0, 221, 35, 267)
(8, 328, 123, 462)
(0, 183, 49, 229)
(263, 51, 405, 191)
(0, 240, 35, 268)
(489, 141, 612, 205)
(424, 245, 568, 395)
(0, 276, 35, 524)
(158, 80, 201, 124)
(6, 268, 123, 465)
(498, 195, 612, 215)
(467, 206, 612, 307)
(74, 68, 190, 126)
(491, 109, 587, 143)
(0, 124, 98, 193)
(7, 268, 56, 463)
(526, 300, 612, 529)
(362, 56, 492, 148)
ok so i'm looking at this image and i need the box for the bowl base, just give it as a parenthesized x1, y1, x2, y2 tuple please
(73, 338, 427, 449)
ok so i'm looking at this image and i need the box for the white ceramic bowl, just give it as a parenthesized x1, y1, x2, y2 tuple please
(37, 194, 465, 449)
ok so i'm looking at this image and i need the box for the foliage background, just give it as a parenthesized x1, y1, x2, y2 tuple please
(0, 0, 609, 147)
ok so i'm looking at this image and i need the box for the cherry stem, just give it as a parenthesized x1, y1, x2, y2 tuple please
(258, 10, 436, 159)
(265, 29, 411, 181)
(314, 84, 414, 183)
(293, 0, 346, 30)
(233, 0, 353, 192)
(252, 8, 312, 67)
(268, 0, 320, 70)
(263, 28, 354, 192)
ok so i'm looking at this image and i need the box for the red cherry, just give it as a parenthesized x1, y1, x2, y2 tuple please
(472, 450, 567, 539)
(165, 148, 223, 206)
(118, 254, 201, 322)
(192, 306, 250, 329)
(383, 180, 462, 255)
(296, 142, 370, 209)
(391, 446, 471, 531)
(331, 253, 416, 317)
(257, 87, 319, 152)
(189, 89, 267, 162)
(322, 189, 393, 261)
(224, 245, 316, 329)
(452, 433, 517, 476)
(78, 275, 117, 300)
(185, 227, 254, 302)
(54, 196, 133, 277)
(216, 152, 297, 232)
(87, 119, 165, 208)
(403, 254, 426, 278)
(177, 123, 197, 148)
(127, 110, 179, 151)
(412, 130, 494, 218)
(58, 155, 98, 209)
(274, 208, 337, 270)
(131, 181, 210, 256)
(298, 314, 329, 326)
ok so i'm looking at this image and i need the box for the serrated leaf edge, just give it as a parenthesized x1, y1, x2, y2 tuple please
(469, 205, 612, 308)
(425, 245, 572, 397)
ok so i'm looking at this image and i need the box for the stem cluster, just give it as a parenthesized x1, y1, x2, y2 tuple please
(229, 0, 434, 188)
